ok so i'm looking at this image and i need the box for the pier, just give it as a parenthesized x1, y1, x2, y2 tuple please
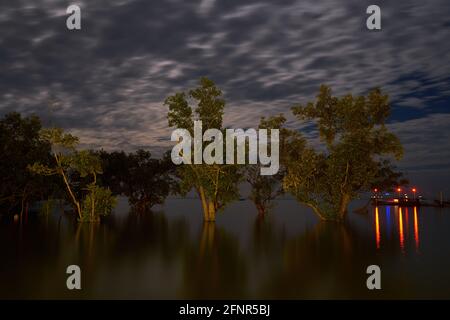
(371, 187, 450, 207)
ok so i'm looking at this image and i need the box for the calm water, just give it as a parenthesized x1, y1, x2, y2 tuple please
(1, 197, 450, 299)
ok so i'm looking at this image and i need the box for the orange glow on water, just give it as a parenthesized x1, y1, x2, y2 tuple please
(375, 206, 381, 249)
(399, 207, 405, 251)
(405, 207, 409, 236)
(414, 206, 420, 250)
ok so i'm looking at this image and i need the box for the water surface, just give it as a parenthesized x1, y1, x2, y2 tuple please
(1, 197, 449, 299)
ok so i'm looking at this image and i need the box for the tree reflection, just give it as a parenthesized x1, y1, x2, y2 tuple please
(181, 222, 247, 299)
(258, 222, 380, 299)
(251, 213, 285, 259)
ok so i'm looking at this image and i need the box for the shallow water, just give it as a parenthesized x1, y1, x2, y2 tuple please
(1, 197, 450, 299)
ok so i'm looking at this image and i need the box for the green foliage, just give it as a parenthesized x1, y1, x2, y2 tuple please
(80, 185, 116, 222)
(28, 127, 81, 177)
(165, 77, 240, 221)
(71, 150, 103, 178)
(284, 85, 404, 220)
(3, 82, 406, 227)
(167, 93, 194, 131)
(39, 127, 79, 150)
(189, 77, 225, 130)
(29, 127, 116, 222)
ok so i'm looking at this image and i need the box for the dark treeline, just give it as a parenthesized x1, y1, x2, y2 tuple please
(97, 149, 176, 212)
(1, 113, 63, 216)
(1, 79, 408, 223)
(0, 112, 176, 220)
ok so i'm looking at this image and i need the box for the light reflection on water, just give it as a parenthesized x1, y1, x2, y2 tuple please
(373, 205, 423, 253)
(414, 207, 419, 252)
(399, 207, 405, 252)
(1, 198, 450, 299)
(375, 206, 380, 249)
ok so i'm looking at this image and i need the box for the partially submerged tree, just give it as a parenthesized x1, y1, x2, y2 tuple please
(28, 128, 116, 222)
(284, 85, 404, 221)
(244, 115, 289, 216)
(165, 77, 240, 221)
(245, 164, 282, 216)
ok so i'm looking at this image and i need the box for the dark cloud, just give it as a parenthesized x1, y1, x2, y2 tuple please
(1, 0, 449, 189)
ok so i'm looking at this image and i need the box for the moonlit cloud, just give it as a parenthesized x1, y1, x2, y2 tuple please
(0, 0, 449, 189)
(198, 0, 216, 16)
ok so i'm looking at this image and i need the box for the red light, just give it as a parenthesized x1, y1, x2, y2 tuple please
(412, 188, 417, 192)
(374, 188, 378, 192)
(397, 188, 401, 192)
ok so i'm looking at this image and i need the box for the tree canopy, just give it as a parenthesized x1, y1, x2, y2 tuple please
(283, 85, 404, 220)
(28, 127, 116, 222)
(166, 77, 241, 221)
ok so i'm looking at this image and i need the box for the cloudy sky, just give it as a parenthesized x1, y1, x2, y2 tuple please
(1, 0, 449, 194)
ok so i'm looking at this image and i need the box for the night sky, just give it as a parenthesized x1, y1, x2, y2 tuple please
(1, 0, 449, 196)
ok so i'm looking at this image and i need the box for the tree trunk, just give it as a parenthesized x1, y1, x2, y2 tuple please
(207, 201, 216, 222)
(91, 173, 97, 221)
(198, 187, 209, 221)
(255, 202, 266, 216)
(200, 221, 215, 255)
(305, 202, 327, 221)
(61, 170, 82, 220)
(338, 193, 351, 220)
(198, 186, 216, 222)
